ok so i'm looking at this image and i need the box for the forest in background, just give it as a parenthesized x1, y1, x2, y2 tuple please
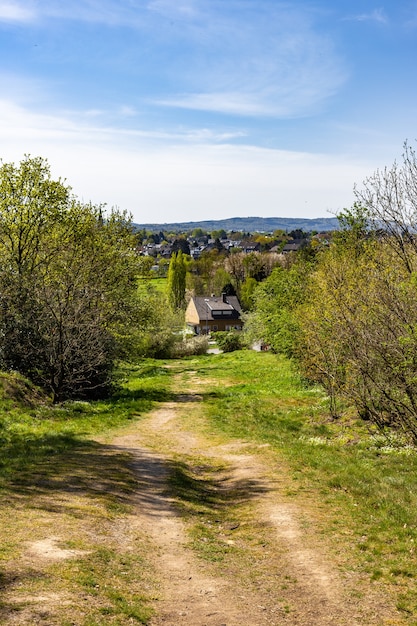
(134, 215, 340, 234)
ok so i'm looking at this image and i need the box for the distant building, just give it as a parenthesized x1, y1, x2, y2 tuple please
(185, 294, 243, 335)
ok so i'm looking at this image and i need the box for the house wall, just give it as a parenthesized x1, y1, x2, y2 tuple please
(208, 320, 242, 332)
(185, 300, 200, 325)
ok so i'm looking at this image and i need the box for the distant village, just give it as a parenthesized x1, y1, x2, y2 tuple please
(135, 226, 333, 274)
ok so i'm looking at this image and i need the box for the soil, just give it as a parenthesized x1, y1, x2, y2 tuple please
(3, 372, 405, 625)
(107, 381, 401, 626)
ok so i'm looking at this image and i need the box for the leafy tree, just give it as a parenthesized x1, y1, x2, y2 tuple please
(137, 256, 155, 277)
(167, 250, 187, 309)
(213, 330, 243, 352)
(212, 237, 226, 254)
(212, 267, 233, 296)
(244, 263, 311, 355)
(0, 156, 139, 401)
(221, 282, 236, 296)
(172, 237, 191, 256)
(297, 191, 417, 435)
(134, 283, 184, 358)
(240, 277, 258, 311)
(211, 229, 227, 240)
(191, 227, 207, 239)
(225, 251, 282, 297)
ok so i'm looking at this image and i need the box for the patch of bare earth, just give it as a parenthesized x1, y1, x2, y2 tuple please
(109, 380, 403, 626)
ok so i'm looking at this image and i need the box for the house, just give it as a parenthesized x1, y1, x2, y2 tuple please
(185, 293, 243, 335)
(282, 240, 305, 253)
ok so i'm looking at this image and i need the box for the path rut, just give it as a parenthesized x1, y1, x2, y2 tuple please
(109, 389, 399, 626)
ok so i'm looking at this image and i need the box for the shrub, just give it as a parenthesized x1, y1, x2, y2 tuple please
(171, 336, 209, 357)
(212, 331, 244, 353)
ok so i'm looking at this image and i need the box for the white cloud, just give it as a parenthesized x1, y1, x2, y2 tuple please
(0, 1, 35, 22)
(0, 96, 374, 222)
(5, 2, 347, 120)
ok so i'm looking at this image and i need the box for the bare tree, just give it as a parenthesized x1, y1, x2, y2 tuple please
(354, 141, 417, 273)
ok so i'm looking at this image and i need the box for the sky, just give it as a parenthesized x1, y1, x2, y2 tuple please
(0, 1, 416, 224)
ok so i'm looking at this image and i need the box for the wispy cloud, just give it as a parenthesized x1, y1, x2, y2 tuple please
(344, 8, 388, 24)
(0, 1, 35, 22)
(3, 0, 145, 27)
(3, 1, 347, 120)
(0, 97, 244, 146)
(152, 3, 347, 118)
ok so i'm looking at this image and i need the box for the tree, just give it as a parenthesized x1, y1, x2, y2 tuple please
(0, 156, 140, 401)
(172, 237, 191, 256)
(137, 256, 155, 277)
(297, 197, 417, 436)
(167, 250, 187, 309)
(240, 277, 258, 310)
(245, 262, 311, 355)
(211, 229, 227, 240)
(354, 141, 417, 274)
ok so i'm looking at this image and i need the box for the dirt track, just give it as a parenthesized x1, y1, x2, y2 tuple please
(108, 380, 401, 626)
(2, 372, 404, 625)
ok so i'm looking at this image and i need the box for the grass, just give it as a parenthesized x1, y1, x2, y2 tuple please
(0, 361, 175, 625)
(171, 350, 417, 618)
(136, 276, 167, 295)
(2, 350, 417, 621)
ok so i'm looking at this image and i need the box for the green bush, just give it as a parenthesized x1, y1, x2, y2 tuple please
(212, 331, 244, 353)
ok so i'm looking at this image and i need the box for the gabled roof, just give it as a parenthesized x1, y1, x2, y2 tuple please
(192, 295, 242, 322)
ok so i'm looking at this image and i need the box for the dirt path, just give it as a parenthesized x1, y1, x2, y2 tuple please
(108, 383, 400, 625)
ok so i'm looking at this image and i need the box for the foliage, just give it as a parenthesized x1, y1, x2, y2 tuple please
(212, 330, 244, 352)
(170, 335, 209, 357)
(295, 146, 417, 437)
(244, 262, 312, 356)
(137, 256, 155, 277)
(225, 251, 282, 296)
(133, 282, 184, 358)
(239, 277, 258, 310)
(167, 250, 187, 309)
(172, 237, 191, 256)
(0, 156, 140, 401)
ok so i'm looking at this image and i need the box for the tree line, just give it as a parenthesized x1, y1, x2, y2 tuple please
(247, 142, 417, 442)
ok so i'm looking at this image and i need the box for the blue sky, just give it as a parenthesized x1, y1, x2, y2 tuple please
(0, 0, 416, 224)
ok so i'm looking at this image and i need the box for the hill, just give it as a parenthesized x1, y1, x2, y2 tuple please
(134, 216, 339, 233)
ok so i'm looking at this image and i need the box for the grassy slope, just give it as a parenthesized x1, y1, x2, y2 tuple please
(0, 365, 172, 625)
(1, 352, 417, 620)
(184, 350, 417, 618)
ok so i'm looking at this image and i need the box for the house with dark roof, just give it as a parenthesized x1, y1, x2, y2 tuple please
(185, 294, 243, 335)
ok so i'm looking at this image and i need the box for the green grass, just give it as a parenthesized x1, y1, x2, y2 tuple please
(137, 277, 167, 295)
(171, 350, 417, 616)
(3, 350, 417, 619)
(0, 361, 173, 489)
(0, 361, 174, 625)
